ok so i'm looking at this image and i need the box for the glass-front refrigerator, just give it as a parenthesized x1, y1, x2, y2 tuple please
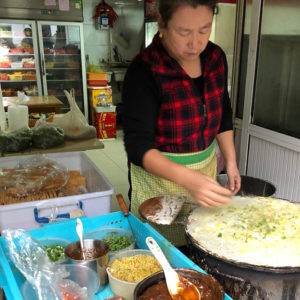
(0, 19, 42, 97)
(0, 20, 87, 118)
(37, 21, 87, 116)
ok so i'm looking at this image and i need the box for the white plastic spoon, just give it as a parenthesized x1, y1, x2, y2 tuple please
(76, 218, 86, 260)
(146, 237, 201, 300)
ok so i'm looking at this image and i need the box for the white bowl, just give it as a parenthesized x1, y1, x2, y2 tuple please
(106, 249, 157, 300)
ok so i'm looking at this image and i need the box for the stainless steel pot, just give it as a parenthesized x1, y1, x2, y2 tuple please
(217, 174, 276, 197)
(64, 239, 109, 291)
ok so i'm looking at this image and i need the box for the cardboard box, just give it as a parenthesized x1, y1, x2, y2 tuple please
(94, 106, 116, 140)
(88, 86, 112, 124)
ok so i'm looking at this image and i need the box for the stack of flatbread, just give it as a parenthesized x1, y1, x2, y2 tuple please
(0, 163, 87, 205)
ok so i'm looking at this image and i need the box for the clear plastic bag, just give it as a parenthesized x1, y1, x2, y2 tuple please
(0, 154, 69, 197)
(2, 229, 89, 300)
(53, 89, 96, 140)
(0, 127, 33, 155)
(32, 119, 64, 149)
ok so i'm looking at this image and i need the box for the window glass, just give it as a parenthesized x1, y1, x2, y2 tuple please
(236, 0, 252, 119)
(252, 0, 300, 138)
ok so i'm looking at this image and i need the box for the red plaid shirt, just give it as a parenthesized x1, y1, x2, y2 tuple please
(138, 34, 226, 152)
(122, 34, 232, 167)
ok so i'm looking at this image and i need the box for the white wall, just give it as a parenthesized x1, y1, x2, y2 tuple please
(82, 0, 144, 66)
(210, 3, 236, 92)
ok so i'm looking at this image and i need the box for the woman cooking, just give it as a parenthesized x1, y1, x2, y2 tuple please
(122, 0, 241, 247)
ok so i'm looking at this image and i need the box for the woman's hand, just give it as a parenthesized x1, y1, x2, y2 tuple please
(180, 169, 232, 207)
(225, 161, 241, 194)
(143, 149, 233, 207)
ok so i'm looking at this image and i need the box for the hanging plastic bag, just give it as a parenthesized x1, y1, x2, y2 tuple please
(53, 89, 96, 140)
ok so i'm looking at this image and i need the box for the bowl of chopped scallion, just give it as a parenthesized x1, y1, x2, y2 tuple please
(38, 237, 70, 263)
(84, 227, 135, 258)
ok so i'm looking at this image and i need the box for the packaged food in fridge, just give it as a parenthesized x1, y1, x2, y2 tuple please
(23, 72, 37, 81)
(11, 61, 23, 69)
(0, 73, 9, 80)
(8, 72, 23, 80)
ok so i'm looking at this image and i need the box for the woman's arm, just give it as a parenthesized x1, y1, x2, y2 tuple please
(143, 149, 232, 207)
(216, 130, 241, 194)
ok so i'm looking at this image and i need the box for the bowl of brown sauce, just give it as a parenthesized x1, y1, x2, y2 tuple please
(134, 268, 224, 300)
(64, 239, 110, 292)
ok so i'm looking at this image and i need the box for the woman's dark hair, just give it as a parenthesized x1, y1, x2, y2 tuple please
(158, 0, 218, 27)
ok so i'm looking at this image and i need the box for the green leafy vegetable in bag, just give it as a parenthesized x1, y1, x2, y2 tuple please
(0, 127, 33, 155)
(32, 126, 64, 149)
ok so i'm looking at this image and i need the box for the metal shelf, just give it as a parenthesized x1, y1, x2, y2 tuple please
(0, 80, 37, 83)
(3, 53, 34, 56)
(44, 53, 80, 56)
(0, 36, 32, 39)
(46, 68, 80, 70)
(47, 79, 81, 82)
(0, 68, 35, 70)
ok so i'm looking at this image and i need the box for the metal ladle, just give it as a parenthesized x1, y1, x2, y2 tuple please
(76, 218, 86, 260)
(146, 237, 201, 300)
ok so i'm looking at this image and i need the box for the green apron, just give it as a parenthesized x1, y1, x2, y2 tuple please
(130, 142, 217, 247)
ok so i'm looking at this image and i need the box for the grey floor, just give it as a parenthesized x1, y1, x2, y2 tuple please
(85, 129, 130, 212)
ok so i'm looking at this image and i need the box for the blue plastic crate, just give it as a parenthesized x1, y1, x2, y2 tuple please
(0, 211, 232, 300)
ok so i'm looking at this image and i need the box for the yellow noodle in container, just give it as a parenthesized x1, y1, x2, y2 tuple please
(110, 254, 161, 282)
(107, 249, 162, 300)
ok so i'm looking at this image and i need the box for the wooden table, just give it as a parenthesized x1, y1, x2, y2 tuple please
(3, 96, 64, 114)
(2, 138, 104, 157)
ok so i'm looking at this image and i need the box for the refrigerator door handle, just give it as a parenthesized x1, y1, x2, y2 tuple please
(41, 55, 45, 76)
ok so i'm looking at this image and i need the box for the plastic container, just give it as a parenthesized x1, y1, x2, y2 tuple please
(87, 72, 108, 80)
(107, 249, 156, 300)
(0, 152, 114, 231)
(0, 211, 233, 300)
(88, 79, 108, 86)
(23, 62, 35, 68)
(106, 71, 113, 82)
(84, 227, 135, 258)
(8, 74, 22, 80)
(21, 264, 100, 300)
(113, 70, 126, 82)
(10, 61, 23, 69)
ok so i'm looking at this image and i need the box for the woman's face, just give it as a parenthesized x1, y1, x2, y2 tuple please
(159, 5, 213, 64)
